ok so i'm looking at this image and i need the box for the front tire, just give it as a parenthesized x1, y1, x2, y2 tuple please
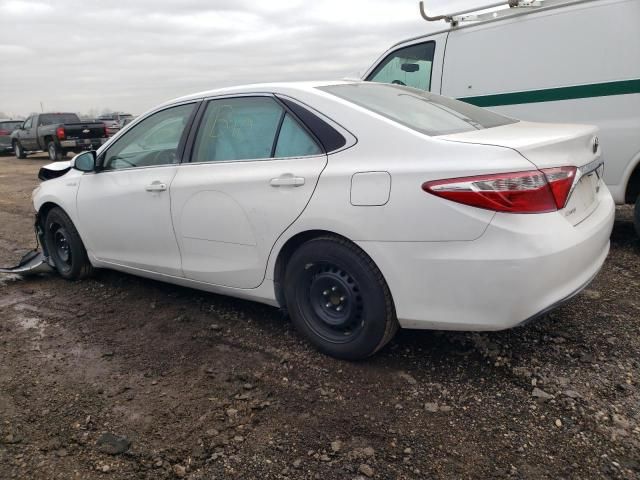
(43, 207, 93, 280)
(47, 141, 64, 161)
(13, 141, 26, 159)
(283, 236, 398, 360)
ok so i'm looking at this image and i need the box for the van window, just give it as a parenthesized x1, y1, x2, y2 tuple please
(319, 83, 517, 136)
(366, 42, 435, 91)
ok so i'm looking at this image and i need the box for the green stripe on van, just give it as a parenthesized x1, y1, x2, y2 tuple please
(458, 79, 640, 107)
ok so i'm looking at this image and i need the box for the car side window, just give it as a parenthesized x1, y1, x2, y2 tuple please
(23, 117, 32, 129)
(102, 103, 195, 171)
(274, 113, 322, 158)
(192, 97, 321, 163)
(367, 41, 435, 91)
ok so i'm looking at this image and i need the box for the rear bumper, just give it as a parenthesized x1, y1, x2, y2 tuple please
(357, 186, 615, 331)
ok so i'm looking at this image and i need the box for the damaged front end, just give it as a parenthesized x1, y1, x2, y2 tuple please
(0, 214, 53, 275)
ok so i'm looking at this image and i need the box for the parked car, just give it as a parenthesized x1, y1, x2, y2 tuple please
(98, 113, 133, 136)
(32, 81, 614, 359)
(364, 0, 640, 232)
(11, 113, 108, 161)
(0, 120, 23, 154)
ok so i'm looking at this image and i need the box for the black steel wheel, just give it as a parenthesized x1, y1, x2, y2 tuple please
(284, 236, 398, 360)
(44, 207, 93, 280)
(305, 262, 365, 342)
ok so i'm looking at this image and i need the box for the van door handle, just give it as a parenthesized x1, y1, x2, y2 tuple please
(270, 176, 305, 187)
(145, 182, 167, 192)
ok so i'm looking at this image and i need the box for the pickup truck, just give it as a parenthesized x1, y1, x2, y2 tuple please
(11, 113, 108, 161)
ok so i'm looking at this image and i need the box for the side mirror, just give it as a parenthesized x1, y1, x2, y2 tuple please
(71, 151, 96, 172)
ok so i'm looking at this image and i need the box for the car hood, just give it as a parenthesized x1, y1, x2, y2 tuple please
(438, 121, 600, 170)
(38, 160, 73, 181)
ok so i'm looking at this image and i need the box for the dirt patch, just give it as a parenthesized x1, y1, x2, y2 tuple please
(0, 154, 638, 479)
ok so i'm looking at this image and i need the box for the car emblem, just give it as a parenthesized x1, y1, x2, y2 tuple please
(592, 136, 599, 154)
(82, 129, 90, 134)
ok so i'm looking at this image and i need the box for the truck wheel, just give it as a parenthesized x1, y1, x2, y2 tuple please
(43, 207, 93, 280)
(13, 141, 26, 159)
(634, 196, 640, 238)
(283, 236, 398, 360)
(47, 141, 64, 161)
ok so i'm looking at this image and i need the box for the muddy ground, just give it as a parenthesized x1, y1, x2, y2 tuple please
(0, 153, 638, 480)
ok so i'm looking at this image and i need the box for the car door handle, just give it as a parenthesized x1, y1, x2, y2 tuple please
(270, 176, 305, 187)
(145, 182, 167, 192)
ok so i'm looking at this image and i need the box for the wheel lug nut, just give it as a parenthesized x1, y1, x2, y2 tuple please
(336, 306, 343, 312)
(323, 290, 329, 296)
(325, 303, 332, 308)
(332, 286, 337, 292)
(340, 296, 346, 302)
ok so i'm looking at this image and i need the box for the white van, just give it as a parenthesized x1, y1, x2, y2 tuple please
(364, 0, 640, 231)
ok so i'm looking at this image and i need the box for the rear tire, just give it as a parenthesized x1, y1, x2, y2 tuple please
(43, 207, 93, 280)
(283, 236, 398, 360)
(634, 195, 640, 238)
(13, 141, 26, 159)
(47, 141, 64, 161)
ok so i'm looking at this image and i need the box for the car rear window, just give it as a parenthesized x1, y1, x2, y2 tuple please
(0, 121, 22, 131)
(39, 113, 80, 126)
(318, 83, 516, 136)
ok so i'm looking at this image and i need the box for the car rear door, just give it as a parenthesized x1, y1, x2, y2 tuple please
(170, 95, 327, 289)
(76, 101, 199, 276)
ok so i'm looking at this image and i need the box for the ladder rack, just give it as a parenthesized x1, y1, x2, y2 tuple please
(419, 0, 571, 27)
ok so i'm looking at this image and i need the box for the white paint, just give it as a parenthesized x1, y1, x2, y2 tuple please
(34, 80, 615, 332)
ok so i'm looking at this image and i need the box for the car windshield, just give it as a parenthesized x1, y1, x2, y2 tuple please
(318, 83, 516, 136)
(39, 114, 80, 126)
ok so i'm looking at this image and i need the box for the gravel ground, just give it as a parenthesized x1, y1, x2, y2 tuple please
(0, 153, 638, 479)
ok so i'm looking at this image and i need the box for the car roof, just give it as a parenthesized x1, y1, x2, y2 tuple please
(163, 80, 358, 107)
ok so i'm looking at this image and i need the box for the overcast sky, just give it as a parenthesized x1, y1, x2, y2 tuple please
(0, 0, 484, 118)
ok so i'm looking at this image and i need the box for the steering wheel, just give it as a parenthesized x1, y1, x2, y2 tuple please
(391, 80, 406, 86)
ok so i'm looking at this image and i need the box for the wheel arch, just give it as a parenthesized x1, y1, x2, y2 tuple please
(36, 202, 66, 256)
(624, 150, 640, 204)
(272, 229, 389, 311)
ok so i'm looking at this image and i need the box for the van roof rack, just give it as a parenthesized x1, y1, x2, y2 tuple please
(419, 0, 572, 27)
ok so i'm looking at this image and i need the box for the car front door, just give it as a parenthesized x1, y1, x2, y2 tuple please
(19, 116, 36, 150)
(170, 95, 327, 288)
(76, 102, 198, 276)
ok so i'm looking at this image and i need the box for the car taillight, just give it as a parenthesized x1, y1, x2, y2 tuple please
(422, 167, 577, 213)
(0, 129, 9, 135)
(56, 126, 65, 140)
(103, 124, 108, 137)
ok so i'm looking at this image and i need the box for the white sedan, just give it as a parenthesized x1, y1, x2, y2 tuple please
(32, 81, 614, 359)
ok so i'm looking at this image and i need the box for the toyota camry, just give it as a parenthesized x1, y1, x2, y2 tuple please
(30, 81, 615, 359)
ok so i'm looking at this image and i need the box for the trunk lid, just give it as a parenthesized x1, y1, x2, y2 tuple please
(439, 121, 604, 225)
(62, 122, 105, 141)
